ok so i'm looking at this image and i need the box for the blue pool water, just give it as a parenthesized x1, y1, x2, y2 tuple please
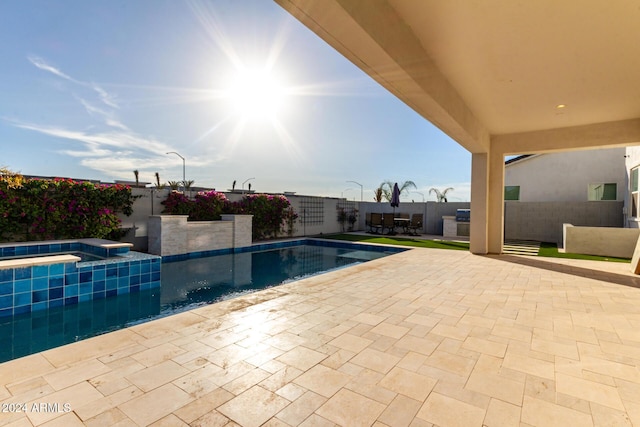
(0, 240, 404, 362)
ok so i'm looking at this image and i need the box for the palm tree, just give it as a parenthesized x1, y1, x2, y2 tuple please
(429, 187, 454, 202)
(373, 188, 383, 202)
(379, 180, 417, 202)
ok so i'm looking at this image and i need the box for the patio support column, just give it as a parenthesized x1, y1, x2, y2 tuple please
(470, 151, 505, 254)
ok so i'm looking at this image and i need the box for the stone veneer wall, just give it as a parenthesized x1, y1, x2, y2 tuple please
(147, 215, 253, 256)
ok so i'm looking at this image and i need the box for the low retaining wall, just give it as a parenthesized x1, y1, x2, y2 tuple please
(563, 224, 640, 258)
(147, 215, 253, 256)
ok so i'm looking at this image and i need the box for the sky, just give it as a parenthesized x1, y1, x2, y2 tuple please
(0, 0, 471, 202)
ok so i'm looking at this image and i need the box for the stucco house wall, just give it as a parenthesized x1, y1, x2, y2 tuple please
(505, 148, 626, 202)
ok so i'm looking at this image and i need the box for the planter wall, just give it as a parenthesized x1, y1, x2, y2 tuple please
(147, 215, 253, 256)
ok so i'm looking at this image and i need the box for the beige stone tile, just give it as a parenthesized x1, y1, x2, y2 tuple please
(260, 366, 304, 392)
(377, 394, 422, 427)
(276, 346, 327, 371)
(293, 365, 351, 398)
(130, 342, 186, 367)
(483, 398, 521, 427)
(349, 348, 401, 374)
(369, 322, 410, 339)
(245, 345, 285, 368)
(217, 385, 289, 427)
(320, 348, 356, 370)
(191, 411, 233, 427)
(462, 336, 507, 358)
(40, 412, 85, 427)
(624, 399, 640, 426)
(75, 385, 143, 421)
(172, 363, 224, 397)
(42, 329, 139, 367)
(1, 354, 55, 387)
(25, 381, 104, 425)
(379, 366, 436, 401)
(591, 402, 633, 427)
(124, 360, 189, 392)
(298, 413, 337, 427)
(173, 388, 234, 424)
(521, 395, 593, 427)
(275, 383, 307, 401)
(83, 407, 131, 427)
(148, 413, 190, 427)
(0, 417, 32, 427)
(352, 312, 387, 325)
(404, 313, 439, 328)
(6, 376, 52, 399)
(491, 324, 532, 343)
(393, 335, 439, 356)
(556, 372, 625, 411)
(118, 383, 193, 426)
(416, 392, 485, 427)
(275, 390, 327, 426)
(268, 332, 308, 352)
(396, 351, 428, 372)
(43, 359, 110, 391)
(316, 388, 386, 427)
(222, 368, 272, 395)
(327, 333, 372, 353)
(345, 368, 397, 405)
(429, 323, 471, 341)
(502, 350, 555, 379)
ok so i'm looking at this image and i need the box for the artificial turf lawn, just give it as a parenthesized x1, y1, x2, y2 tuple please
(322, 234, 631, 263)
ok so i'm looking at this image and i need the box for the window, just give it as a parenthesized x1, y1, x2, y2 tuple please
(504, 186, 520, 201)
(588, 183, 617, 201)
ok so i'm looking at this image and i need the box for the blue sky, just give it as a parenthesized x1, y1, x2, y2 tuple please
(0, 0, 471, 202)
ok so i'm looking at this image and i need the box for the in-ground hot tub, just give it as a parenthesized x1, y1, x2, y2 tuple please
(0, 238, 161, 317)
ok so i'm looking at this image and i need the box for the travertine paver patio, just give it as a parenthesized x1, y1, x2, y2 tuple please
(2, 247, 640, 426)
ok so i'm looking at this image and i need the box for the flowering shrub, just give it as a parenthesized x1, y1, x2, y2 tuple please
(0, 174, 135, 242)
(162, 190, 230, 221)
(162, 192, 296, 240)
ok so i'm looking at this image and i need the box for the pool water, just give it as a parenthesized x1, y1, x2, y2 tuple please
(0, 242, 402, 362)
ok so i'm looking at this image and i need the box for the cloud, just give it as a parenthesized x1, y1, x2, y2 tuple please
(28, 55, 76, 82)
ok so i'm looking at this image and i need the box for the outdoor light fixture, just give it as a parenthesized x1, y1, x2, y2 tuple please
(166, 151, 186, 191)
(346, 180, 363, 201)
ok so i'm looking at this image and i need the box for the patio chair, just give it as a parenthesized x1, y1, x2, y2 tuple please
(408, 213, 423, 235)
(369, 213, 383, 234)
(382, 214, 395, 235)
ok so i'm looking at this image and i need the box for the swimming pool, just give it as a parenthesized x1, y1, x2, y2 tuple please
(0, 239, 405, 362)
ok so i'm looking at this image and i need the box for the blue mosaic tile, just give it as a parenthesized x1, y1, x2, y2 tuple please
(0, 269, 12, 283)
(106, 278, 117, 291)
(0, 295, 12, 309)
(49, 299, 63, 308)
(32, 265, 48, 278)
(141, 273, 151, 284)
(129, 275, 140, 286)
(14, 292, 31, 307)
(65, 296, 78, 305)
(48, 288, 63, 300)
(79, 271, 92, 283)
(106, 289, 117, 297)
(50, 244, 62, 252)
(106, 267, 118, 278)
(48, 276, 64, 289)
(65, 273, 78, 286)
(93, 281, 105, 292)
(118, 265, 130, 277)
(64, 285, 78, 297)
(150, 280, 161, 288)
(14, 305, 31, 315)
(117, 287, 130, 295)
(79, 294, 92, 303)
(27, 246, 38, 255)
(79, 283, 92, 295)
(0, 308, 11, 317)
(49, 263, 64, 276)
(65, 263, 77, 273)
(14, 279, 31, 293)
(14, 267, 31, 280)
(93, 291, 105, 300)
(130, 263, 141, 276)
(0, 282, 13, 296)
(93, 269, 105, 281)
(32, 277, 48, 291)
(32, 302, 48, 312)
(15, 246, 28, 256)
(32, 290, 48, 303)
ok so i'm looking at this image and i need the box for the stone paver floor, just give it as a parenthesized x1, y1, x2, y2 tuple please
(2, 247, 640, 426)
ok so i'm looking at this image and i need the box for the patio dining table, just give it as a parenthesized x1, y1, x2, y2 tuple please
(394, 217, 410, 234)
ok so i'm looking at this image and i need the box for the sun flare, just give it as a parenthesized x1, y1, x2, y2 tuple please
(226, 68, 287, 121)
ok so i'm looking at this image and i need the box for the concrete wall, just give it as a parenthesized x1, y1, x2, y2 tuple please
(563, 224, 640, 258)
(147, 215, 252, 257)
(504, 201, 624, 244)
(505, 148, 626, 202)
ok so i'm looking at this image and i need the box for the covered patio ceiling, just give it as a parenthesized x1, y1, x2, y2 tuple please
(275, 0, 640, 254)
(274, 0, 640, 154)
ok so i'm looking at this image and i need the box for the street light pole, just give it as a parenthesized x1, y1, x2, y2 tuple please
(346, 180, 363, 201)
(166, 151, 185, 191)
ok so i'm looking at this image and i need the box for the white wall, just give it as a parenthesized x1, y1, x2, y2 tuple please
(505, 148, 626, 202)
